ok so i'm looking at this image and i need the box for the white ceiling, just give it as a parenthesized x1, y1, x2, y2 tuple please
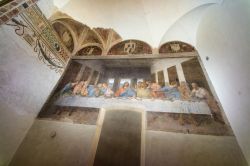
(52, 0, 222, 48)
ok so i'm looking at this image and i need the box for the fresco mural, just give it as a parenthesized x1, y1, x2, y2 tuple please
(0, 0, 25, 24)
(49, 13, 123, 56)
(52, 22, 74, 52)
(38, 57, 231, 135)
(94, 28, 122, 45)
(76, 46, 102, 56)
(167, 66, 179, 85)
(159, 41, 195, 54)
(4, 4, 67, 72)
(108, 40, 152, 55)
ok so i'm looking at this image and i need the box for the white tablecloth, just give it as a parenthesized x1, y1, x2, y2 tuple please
(55, 96, 211, 115)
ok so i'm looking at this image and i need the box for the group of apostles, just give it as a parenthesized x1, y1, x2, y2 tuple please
(59, 79, 210, 101)
(57, 79, 225, 123)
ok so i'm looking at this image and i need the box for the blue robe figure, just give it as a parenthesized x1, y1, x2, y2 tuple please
(120, 88, 136, 97)
(60, 82, 74, 95)
(87, 85, 97, 97)
(161, 86, 180, 100)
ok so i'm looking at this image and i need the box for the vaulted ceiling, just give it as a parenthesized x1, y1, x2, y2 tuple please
(51, 0, 222, 47)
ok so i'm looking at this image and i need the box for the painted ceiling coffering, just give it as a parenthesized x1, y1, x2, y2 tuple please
(52, 0, 222, 48)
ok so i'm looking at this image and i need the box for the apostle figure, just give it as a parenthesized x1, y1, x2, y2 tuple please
(80, 81, 88, 96)
(87, 83, 100, 97)
(101, 83, 114, 97)
(178, 81, 191, 100)
(136, 82, 151, 98)
(161, 82, 180, 100)
(150, 82, 162, 98)
(73, 81, 85, 95)
(60, 81, 79, 95)
(115, 82, 136, 98)
(190, 82, 225, 124)
(190, 82, 209, 100)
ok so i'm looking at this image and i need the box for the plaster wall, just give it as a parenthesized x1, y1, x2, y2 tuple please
(160, 4, 214, 47)
(7, 124, 248, 166)
(9, 120, 96, 166)
(196, 0, 250, 163)
(146, 131, 248, 166)
(36, 0, 58, 19)
(0, 25, 60, 166)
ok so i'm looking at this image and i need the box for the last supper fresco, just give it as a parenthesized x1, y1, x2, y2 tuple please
(38, 55, 232, 136)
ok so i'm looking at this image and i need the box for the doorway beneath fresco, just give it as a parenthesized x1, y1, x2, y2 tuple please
(92, 107, 144, 166)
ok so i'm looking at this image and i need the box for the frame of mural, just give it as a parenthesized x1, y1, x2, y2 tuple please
(38, 56, 232, 136)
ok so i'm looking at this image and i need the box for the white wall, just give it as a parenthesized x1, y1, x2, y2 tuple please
(9, 120, 96, 166)
(196, 0, 250, 163)
(37, 0, 58, 18)
(160, 4, 214, 47)
(0, 25, 60, 166)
